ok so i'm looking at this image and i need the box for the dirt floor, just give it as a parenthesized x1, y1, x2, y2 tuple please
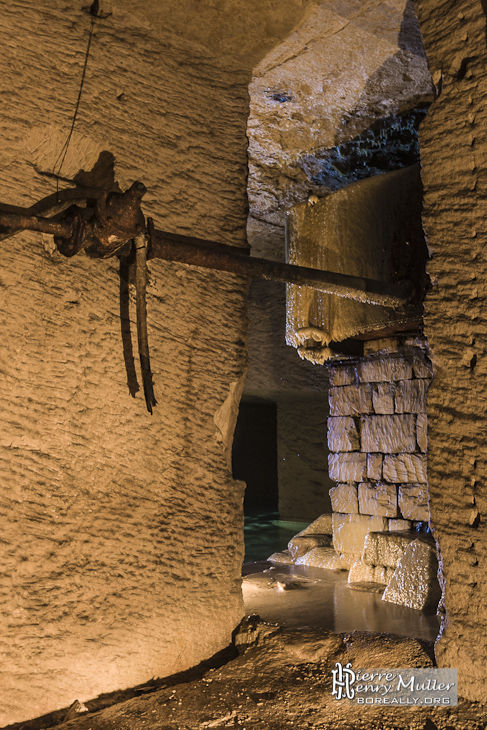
(8, 615, 487, 730)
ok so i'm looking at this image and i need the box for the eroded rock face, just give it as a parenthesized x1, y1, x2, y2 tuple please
(414, 0, 487, 703)
(247, 0, 434, 261)
(0, 2, 257, 724)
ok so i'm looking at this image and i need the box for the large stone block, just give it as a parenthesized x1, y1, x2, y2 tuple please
(382, 539, 441, 610)
(360, 415, 416, 453)
(348, 557, 394, 585)
(398, 484, 430, 521)
(296, 513, 333, 537)
(363, 530, 417, 568)
(329, 384, 373, 416)
(328, 365, 357, 387)
(383, 454, 427, 483)
(388, 518, 412, 532)
(358, 356, 413, 383)
(367, 453, 383, 480)
(394, 379, 428, 414)
(328, 453, 366, 482)
(268, 550, 295, 565)
(372, 382, 395, 414)
(295, 547, 349, 570)
(358, 482, 397, 517)
(288, 534, 332, 560)
(416, 414, 427, 453)
(329, 484, 358, 513)
(332, 513, 388, 556)
(327, 417, 360, 452)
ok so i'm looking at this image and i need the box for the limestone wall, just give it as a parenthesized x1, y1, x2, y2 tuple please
(414, 0, 487, 703)
(0, 2, 253, 724)
(277, 396, 333, 520)
(327, 338, 432, 566)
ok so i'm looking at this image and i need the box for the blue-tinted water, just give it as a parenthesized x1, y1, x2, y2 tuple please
(244, 511, 308, 563)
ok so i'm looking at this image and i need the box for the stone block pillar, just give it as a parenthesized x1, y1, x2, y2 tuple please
(327, 337, 432, 564)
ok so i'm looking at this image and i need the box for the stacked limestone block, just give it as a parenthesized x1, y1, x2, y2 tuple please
(327, 338, 433, 568)
(268, 513, 349, 569)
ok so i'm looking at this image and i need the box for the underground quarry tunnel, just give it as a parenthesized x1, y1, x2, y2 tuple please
(1, 0, 487, 728)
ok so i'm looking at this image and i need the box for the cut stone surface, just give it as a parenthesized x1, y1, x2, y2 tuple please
(328, 453, 367, 482)
(398, 484, 430, 521)
(327, 417, 360, 451)
(277, 395, 333, 519)
(294, 547, 348, 570)
(367, 453, 383, 480)
(267, 551, 295, 565)
(383, 454, 427, 483)
(358, 356, 413, 383)
(416, 413, 427, 453)
(394, 379, 428, 414)
(285, 166, 425, 352)
(388, 519, 413, 532)
(329, 384, 373, 416)
(348, 557, 391, 585)
(372, 382, 395, 414)
(411, 350, 433, 379)
(288, 534, 332, 560)
(329, 484, 358, 514)
(363, 530, 418, 569)
(332, 513, 388, 556)
(296, 513, 333, 537)
(363, 338, 400, 355)
(358, 482, 398, 518)
(328, 365, 357, 387)
(382, 539, 441, 611)
(361, 415, 416, 453)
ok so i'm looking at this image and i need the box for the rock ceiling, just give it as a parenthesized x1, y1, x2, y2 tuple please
(246, 0, 434, 260)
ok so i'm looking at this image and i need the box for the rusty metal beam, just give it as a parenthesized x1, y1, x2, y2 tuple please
(0, 211, 72, 238)
(149, 229, 412, 308)
(0, 207, 411, 307)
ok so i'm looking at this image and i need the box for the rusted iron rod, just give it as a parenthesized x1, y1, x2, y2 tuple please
(0, 211, 72, 238)
(0, 207, 411, 307)
(150, 229, 412, 308)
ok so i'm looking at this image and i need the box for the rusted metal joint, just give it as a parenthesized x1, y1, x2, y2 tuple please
(86, 181, 147, 258)
(0, 181, 148, 260)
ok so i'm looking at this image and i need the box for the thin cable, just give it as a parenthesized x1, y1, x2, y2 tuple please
(53, 7, 97, 196)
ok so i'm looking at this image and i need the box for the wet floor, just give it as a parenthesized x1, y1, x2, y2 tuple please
(242, 562, 440, 643)
(243, 511, 440, 643)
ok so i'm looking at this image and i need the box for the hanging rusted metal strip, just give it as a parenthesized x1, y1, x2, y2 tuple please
(135, 226, 157, 414)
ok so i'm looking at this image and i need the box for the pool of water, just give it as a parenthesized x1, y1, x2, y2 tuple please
(243, 511, 308, 563)
(242, 512, 440, 643)
(242, 563, 440, 643)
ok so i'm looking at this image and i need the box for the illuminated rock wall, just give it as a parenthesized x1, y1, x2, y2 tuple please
(415, 0, 487, 703)
(0, 2, 254, 724)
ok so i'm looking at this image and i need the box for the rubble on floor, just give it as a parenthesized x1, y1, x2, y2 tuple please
(23, 616, 487, 730)
(267, 512, 441, 612)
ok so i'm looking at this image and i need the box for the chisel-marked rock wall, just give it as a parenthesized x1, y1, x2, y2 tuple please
(0, 1, 267, 724)
(415, 0, 487, 703)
